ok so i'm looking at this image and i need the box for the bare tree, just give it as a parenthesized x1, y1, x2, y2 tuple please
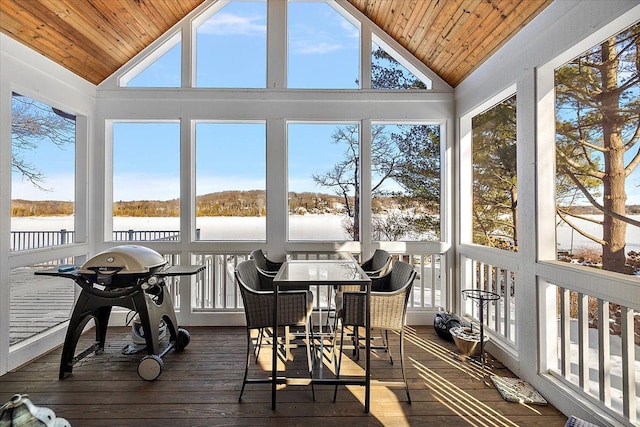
(11, 93, 75, 192)
(312, 125, 399, 240)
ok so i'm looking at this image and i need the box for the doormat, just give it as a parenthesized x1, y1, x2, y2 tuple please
(490, 375, 547, 405)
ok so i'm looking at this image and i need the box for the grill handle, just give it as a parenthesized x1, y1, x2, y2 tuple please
(85, 266, 124, 286)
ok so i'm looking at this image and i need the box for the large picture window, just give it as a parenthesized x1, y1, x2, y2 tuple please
(371, 123, 441, 241)
(195, 122, 266, 241)
(112, 122, 180, 241)
(471, 95, 518, 251)
(288, 123, 359, 241)
(554, 22, 640, 275)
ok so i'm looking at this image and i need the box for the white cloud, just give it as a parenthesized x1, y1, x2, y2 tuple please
(290, 40, 342, 55)
(198, 13, 265, 36)
(340, 20, 359, 39)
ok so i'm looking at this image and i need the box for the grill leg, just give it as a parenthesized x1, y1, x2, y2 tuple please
(59, 292, 114, 379)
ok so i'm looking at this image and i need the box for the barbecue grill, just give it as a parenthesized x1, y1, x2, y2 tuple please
(35, 245, 205, 381)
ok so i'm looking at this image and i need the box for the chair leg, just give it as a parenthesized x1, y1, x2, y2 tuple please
(305, 320, 316, 401)
(384, 330, 394, 365)
(333, 324, 346, 403)
(309, 315, 317, 366)
(353, 327, 360, 361)
(285, 326, 292, 361)
(399, 328, 411, 404)
(239, 329, 252, 402)
(254, 328, 264, 361)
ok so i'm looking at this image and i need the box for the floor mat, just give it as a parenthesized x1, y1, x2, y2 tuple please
(491, 375, 548, 405)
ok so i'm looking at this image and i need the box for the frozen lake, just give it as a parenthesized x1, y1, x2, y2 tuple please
(10, 214, 351, 241)
(10, 214, 640, 251)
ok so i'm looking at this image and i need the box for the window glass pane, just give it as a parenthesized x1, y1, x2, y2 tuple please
(472, 95, 517, 250)
(195, 122, 266, 240)
(112, 122, 180, 241)
(11, 93, 76, 251)
(11, 258, 76, 346)
(371, 124, 440, 241)
(196, 1, 266, 88)
(127, 40, 182, 87)
(288, 1, 359, 89)
(372, 41, 430, 89)
(555, 23, 640, 275)
(288, 123, 358, 240)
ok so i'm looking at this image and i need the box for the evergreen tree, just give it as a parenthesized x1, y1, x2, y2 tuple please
(555, 23, 640, 274)
(472, 96, 518, 249)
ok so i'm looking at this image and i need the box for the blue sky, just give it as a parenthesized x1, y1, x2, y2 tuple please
(12, 1, 361, 202)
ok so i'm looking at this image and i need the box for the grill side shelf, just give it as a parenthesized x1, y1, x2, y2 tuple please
(157, 265, 206, 276)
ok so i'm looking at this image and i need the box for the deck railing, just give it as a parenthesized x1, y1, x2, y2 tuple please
(10, 229, 200, 251)
(459, 252, 518, 347)
(11, 229, 75, 251)
(460, 247, 639, 425)
(549, 283, 639, 425)
(188, 251, 447, 312)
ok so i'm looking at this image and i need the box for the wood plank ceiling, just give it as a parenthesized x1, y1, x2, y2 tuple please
(0, 0, 552, 87)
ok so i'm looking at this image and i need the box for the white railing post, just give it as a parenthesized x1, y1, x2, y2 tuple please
(620, 305, 636, 423)
(597, 299, 611, 406)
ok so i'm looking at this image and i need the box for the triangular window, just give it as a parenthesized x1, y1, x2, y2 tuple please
(371, 38, 431, 90)
(121, 33, 181, 87)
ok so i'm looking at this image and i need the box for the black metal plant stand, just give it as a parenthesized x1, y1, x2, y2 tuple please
(461, 289, 500, 384)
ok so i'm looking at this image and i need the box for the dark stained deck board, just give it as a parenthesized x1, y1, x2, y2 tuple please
(0, 326, 569, 426)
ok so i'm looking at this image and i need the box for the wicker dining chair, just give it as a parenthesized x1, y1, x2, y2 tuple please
(333, 260, 416, 404)
(235, 260, 315, 402)
(331, 249, 392, 335)
(331, 249, 392, 327)
(250, 248, 281, 274)
(360, 249, 392, 277)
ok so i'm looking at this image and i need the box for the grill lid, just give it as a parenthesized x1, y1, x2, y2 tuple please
(78, 245, 167, 276)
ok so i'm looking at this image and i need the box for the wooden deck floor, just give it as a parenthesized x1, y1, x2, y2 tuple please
(0, 326, 569, 426)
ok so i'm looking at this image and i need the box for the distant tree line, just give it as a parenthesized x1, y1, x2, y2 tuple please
(11, 199, 74, 216)
(11, 190, 404, 217)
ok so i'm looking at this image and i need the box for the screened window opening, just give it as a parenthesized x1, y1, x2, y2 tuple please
(288, 123, 359, 241)
(11, 259, 76, 346)
(195, 122, 266, 241)
(554, 22, 640, 276)
(112, 122, 180, 241)
(10, 93, 76, 251)
(371, 124, 441, 241)
(471, 95, 518, 251)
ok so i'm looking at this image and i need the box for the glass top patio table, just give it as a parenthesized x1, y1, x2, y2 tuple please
(274, 259, 370, 288)
(272, 257, 372, 413)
